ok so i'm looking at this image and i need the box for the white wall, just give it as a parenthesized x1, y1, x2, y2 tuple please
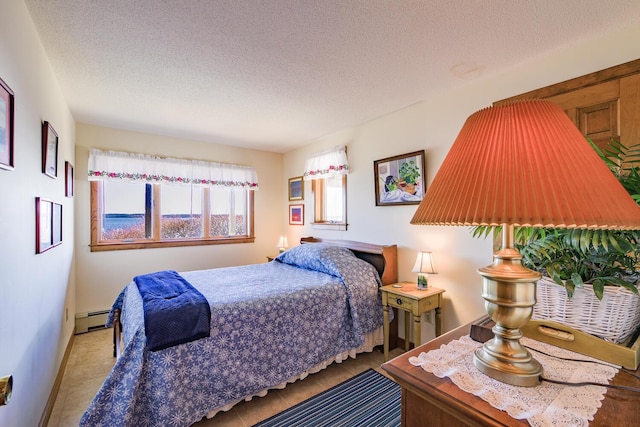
(2, 1, 639, 423)
(74, 124, 284, 314)
(283, 23, 640, 342)
(0, 1, 76, 426)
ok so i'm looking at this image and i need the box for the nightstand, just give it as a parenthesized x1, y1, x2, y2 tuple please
(266, 255, 277, 262)
(381, 282, 445, 361)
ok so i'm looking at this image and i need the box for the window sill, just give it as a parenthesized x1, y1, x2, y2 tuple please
(90, 236, 255, 252)
(311, 222, 347, 231)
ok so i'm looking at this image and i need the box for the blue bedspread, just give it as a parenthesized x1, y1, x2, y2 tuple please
(81, 244, 386, 427)
(133, 270, 210, 351)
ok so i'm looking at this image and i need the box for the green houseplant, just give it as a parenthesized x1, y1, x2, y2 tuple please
(516, 139, 640, 300)
(472, 140, 640, 343)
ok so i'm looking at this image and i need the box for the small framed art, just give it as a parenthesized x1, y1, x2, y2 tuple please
(288, 176, 304, 201)
(42, 121, 58, 178)
(0, 77, 15, 171)
(374, 150, 426, 206)
(289, 204, 304, 225)
(65, 161, 74, 197)
(36, 197, 62, 253)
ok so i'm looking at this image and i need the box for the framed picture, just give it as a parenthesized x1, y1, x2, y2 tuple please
(53, 202, 63, 246)
(288, 176, 304, 201)
(42, 121, 58, 178)
(0, 77, 14, 171)
(65, 161, 74, 197)
(36, 197, 62, 253)
(289, 204, 304, 225)
(374, 150, 426, 206)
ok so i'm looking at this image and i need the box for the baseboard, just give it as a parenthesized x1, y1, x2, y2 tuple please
(39, 332, 75, 427)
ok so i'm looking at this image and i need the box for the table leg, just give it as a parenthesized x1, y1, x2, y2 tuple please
(413, 312, 422, 347)
(435, 306, 442, 336)
(404, 311, 411, 351)
(383, 305, 390, 361)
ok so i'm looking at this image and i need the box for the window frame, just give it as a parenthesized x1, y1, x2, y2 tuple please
(90, 181, 254, 251)
(311, 174, 347, 231)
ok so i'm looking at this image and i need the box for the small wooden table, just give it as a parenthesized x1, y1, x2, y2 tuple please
(381, 282, 444, 361)
(382, 318, 640, 426)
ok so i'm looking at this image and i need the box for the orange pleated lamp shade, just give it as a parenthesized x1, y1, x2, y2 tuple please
(411, 99, 640, 230)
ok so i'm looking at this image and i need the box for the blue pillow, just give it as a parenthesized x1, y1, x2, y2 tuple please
(275, 243, 355, 277)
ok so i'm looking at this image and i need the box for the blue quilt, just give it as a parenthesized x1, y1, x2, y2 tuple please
(134, 270, 210, 351)
(80, 244, 385, 427)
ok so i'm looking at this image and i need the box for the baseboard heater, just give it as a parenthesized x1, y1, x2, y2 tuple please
(75, 310, 110, 334)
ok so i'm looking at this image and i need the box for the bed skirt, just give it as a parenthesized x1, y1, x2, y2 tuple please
(205, 326, 384, 419)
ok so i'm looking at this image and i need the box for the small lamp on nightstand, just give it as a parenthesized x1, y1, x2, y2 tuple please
(276, 236, 288, 253)
(412, 251, 437, 289)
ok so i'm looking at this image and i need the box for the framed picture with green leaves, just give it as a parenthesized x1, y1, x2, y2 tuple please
(374, 150, 425, 206)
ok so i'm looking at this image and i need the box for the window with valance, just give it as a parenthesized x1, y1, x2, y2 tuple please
(88, 149, 257, 251)
(88, 149, 259, 189)
(303, 145, 349, 180)
(303, 146, 348, 229)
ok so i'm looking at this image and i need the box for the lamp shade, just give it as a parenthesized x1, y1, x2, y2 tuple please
(410, 100, 640, 230)
(412, 251, 437, 274)
(276, 236, 288, 249)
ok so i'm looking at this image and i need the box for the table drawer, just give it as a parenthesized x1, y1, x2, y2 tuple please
(387, 294, 416, 310)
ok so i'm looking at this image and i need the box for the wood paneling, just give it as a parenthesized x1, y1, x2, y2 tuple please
(495, 59, 640, 154)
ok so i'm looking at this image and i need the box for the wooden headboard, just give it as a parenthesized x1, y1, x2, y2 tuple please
(300, 237, 398, 285)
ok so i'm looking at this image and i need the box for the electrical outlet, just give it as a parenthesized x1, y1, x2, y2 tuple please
(424, 311, 432, 324)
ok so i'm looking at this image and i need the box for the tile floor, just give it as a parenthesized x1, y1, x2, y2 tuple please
(47, 328, 403, 426)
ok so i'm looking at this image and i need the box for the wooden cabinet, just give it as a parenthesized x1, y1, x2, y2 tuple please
(495, 59, 640, 156)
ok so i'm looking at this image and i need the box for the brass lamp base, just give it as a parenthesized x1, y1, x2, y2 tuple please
(474, 329, 542, 387)
(474, 225, 543, 387)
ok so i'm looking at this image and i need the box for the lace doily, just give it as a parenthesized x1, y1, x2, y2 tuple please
(409, 335, 619, 427)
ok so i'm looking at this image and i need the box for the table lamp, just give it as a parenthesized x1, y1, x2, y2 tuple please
(410, 99, 640, 387)
(412, 251, 437, 289)
(276, 236, 288, 253)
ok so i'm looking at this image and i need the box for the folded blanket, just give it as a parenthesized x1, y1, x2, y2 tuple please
(134, 270, 211, 351)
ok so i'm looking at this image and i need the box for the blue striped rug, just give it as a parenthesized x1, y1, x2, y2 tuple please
(253, 368, 401, 427)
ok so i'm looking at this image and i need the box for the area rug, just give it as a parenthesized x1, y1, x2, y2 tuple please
(253, 368, 401, 427)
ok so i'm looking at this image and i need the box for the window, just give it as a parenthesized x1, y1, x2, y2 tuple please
(304, 146, 348, 231)
(312, 175, 347, 230)
(88, 149, 257, 251)
(161, 184, 203, 239)
(91, 181, 254, 251)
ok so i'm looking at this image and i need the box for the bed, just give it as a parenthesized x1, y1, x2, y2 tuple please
(80, 237, 397, 427)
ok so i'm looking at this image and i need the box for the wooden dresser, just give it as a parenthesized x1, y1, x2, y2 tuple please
(381, 319, 640, 426)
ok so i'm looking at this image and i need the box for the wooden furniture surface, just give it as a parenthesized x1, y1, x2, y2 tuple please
(495, 58, 640, 156)
(381, 282, 444, 361)
(382, 319, 640, 427)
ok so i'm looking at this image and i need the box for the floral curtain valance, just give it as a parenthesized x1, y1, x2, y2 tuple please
(303, 145, 349, 180)
(88, 149, 259, 189)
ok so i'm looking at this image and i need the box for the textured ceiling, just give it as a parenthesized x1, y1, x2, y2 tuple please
(23, 0, 640, 153)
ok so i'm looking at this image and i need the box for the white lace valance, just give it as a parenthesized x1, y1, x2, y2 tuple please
(88, 149, 259, 189)
(303, 145, 349, 180)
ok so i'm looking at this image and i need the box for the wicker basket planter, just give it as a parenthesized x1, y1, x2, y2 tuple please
(532, 277, 640, 344)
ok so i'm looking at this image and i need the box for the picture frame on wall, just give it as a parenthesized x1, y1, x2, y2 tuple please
(36, 197, 62, 253)
(288, 176, 304, 201)
(373, 150, 426, 206)
(0, 77, 15, 171)
(289, 204, 304, 225)
(65, 161, 74, 197)
(53, 202, 62, 246)
(42, 121, 58, 178)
